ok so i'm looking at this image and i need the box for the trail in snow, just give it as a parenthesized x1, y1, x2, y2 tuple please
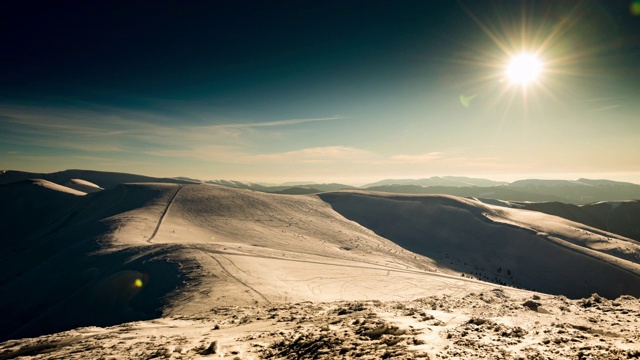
(190, 245, 273, 305)
(147, 185, 183, 244)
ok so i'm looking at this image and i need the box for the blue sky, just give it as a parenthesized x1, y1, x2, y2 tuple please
(2, 0, 639, 184)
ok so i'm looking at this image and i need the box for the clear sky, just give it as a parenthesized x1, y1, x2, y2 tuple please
(2, 0, 639, 185)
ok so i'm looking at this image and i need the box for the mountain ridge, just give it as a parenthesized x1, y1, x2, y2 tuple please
(2, 178, 639, 341)
(3, 170, 640, 204)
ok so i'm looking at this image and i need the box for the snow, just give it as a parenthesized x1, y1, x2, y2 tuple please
(1, 294, 638, 359)
(68, 178, 101, 188)
(29, 178, 87, 196)
(0, 180, 639, 358)
(484, 203, 640, 265)
(64, 178, 104, 193)
(319, 191, 640, 299)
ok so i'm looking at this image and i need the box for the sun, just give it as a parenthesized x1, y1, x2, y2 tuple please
(506, 53, 542, 86)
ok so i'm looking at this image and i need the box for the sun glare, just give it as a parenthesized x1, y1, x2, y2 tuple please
(506, 53, 542, 86)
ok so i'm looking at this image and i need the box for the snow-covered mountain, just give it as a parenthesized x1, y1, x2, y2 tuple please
(205, 179, 355, 193)
(1, 170, 639, 358)
(319, 191, 640, 298)
(5, 170, 638, 203)
(364, 178, 640, 204)
(0, 169, 198, 189)
(491, 200, 640, 241)
(507, 178, 640, 203)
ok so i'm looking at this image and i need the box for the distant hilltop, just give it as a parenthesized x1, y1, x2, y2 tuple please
(2, 169, 640, 204)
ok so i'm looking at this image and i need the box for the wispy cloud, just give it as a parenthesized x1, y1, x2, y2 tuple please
(389, 152, 443, 164)
(2, 103, 571, 183)
(574, 97, 626, 103)
(586, 105, 621, 113)
(218, 116, 347, 129)
(574, 97, 624, 113)
(253, 146, 375, 164)
(144, 145, 251, 163)
(0, 104, 349, 160)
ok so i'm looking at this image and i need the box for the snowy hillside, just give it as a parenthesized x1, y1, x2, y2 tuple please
(0, 176, 638, 357)
(319, 192, 640, 299)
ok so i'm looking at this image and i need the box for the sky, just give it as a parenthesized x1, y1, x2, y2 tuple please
(1, 0, 640, 185)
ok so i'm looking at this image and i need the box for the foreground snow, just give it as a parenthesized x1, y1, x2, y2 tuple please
(1, 292, 638, 359)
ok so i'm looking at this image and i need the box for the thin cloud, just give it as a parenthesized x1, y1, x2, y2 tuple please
(572, 97, 624, 113)
(220, 116, 348, 129)
(389, 152, 443, 164)
(0, 105, 347, 159)
(253, 146, 375, 164)
(574, 97, 626, 103)
(145, 145, 252, 163)
(586, 105, 621, 112)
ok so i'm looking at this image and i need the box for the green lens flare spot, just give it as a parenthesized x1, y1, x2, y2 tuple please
(632, 1, 640, 16)
(134, 278, 143, 288)
(459, 94, 477, 108)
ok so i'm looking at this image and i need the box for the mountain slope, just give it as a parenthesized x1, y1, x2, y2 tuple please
(3, 180, 639, 343)
(364, 184, 571, 202)
(1, 183, 516, 341)
(0, 183, 188, 341)
(508, 178, 640, 203)
(0, 169, 197, 189)
(319, 191, 640, 299)
(513, 200, 640, 241)
(0, 179, 85, 242)
(147, 184, 497, 314)
(363, 178, 640, 204)
(205, 180, 355, 193)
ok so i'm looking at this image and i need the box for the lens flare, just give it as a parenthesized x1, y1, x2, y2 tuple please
(506, 54, 542, 85)
(459, 94, 478, 108)
(134, 278, 143, 288)
(632, 1, 640, 16)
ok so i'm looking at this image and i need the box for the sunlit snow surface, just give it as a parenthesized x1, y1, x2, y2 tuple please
(1, 181, 639, 358)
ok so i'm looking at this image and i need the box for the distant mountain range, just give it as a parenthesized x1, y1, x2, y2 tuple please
(3, 170, 640, 204)
(204, 179, 356, 194)
(363, 176, 508, 188)
(206, 177, 640, 204)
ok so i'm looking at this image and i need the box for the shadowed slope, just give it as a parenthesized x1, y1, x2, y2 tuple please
(319, 191, 640, 299)
(0, 183, 187, 341)
(0, 179, 85, 242)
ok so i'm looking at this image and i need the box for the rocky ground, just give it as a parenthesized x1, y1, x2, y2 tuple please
(1, 290, 638, 359)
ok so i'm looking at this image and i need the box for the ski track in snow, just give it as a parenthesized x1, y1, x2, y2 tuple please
(190, 244, 273, 305)
(146, 185, 183, 244)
